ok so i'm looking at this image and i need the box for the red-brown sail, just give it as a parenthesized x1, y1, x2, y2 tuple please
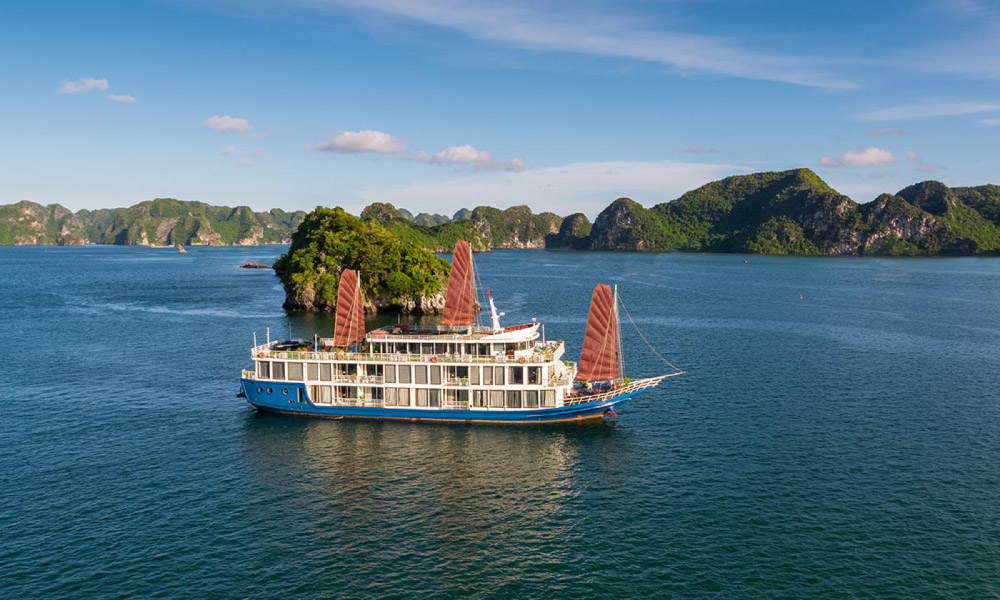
(334, 269, 365, 346)
(575, 283, 620, 381)
(441, 240, 476, 326)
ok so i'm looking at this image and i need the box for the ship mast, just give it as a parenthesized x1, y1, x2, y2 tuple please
(614, 285, 624, 383)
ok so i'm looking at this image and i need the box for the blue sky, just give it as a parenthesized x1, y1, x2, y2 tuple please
(2, 0, 999, 217)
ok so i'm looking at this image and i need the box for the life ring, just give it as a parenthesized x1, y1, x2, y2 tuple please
(518, 356, 526, 364)
(258, 352, 265, 358)
(430, 355, 438, 363)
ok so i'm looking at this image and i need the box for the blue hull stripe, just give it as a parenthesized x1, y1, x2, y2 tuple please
(240, 379, 650, 423)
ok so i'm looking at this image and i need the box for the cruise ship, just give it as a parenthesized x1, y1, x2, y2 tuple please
(239, 241, 683, 423)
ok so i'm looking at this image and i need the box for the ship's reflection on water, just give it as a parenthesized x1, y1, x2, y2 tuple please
(238, 413, 636, 582)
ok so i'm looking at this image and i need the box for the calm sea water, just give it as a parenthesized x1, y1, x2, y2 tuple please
(1, 246, 999, 599)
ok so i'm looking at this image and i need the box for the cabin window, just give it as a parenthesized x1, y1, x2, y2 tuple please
(428, 389, 440, 407)
(430, 366, 441, 384)
(272, 362, 286, 380)
(456, 390, 468, 405)
(257, 361, 270, 379)
(398, 366, 412, 384)
(524, 390, 539, 408)
(482, 367, 493, 385)
(397, 388, 410, 406)
(473, 390, 486, 407)
(470, 367, 480, 385)
(266, 387, 272, 394)
(456, 366, 469, 380)
(415, 366, 428, 384)
(489, 391, 505, 408)
(527, 367, 540, 385)
(307, 363, 319, 381)
(416, 389, 428, 407)
(509, 367, 524, 385)
(494, 367, 505, 385)
(408, 343, 419, 355)
(320, 363, 332, 381)
(542, 391, 556, 407)
(385, 388, 397, 406)
(385, 365, 396, 383)
(366, 364, 381, 377)
(506, 391, 522, 408)
(316, 386, 332, 403)
(420, 343, 432, 356)
(287, 362, 304, 381)
(341, 386, 357, 399)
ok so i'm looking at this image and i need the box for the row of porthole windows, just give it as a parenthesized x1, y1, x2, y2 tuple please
(257, 386, 289, 395)
(255, 386, 305, 404)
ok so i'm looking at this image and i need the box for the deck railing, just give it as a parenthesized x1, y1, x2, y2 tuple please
(253, 349, 558, 365)
(562, 373, 683, 405)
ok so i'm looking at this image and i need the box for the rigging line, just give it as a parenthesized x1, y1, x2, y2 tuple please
(472, 248, 489, 328)
(616, 294, 684, 374)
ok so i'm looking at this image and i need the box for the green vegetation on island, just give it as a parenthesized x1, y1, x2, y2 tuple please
(588, 169, 1000, 255)
(0, 198, 305, 246)
(4, 169, 999, 257)
(360, 202, 570, 251)
(273, 206, 450, 313)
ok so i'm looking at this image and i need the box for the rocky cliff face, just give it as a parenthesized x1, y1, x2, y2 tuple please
(0, 202, 87, 245)
(588, 199, 651, 251)
(0, 199, 305, 246)
(546, 213, 592, 249)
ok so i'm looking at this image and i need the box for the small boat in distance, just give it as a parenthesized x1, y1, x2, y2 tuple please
(239, 240, 684, 423)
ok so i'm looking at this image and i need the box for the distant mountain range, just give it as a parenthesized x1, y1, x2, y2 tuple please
(4, 169, 999, 255)
(0, 198, 306, 246)
(360, 169, 1000, 256)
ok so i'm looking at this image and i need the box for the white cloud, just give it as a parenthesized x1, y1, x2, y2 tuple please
(222, 146, 266, 159)
(204, 115, 252, 132)
(314, 129, 408, 153)
(983, 118, 1000, 125)
(355, 159, 746, 218)
(268, 0, 855, 89)
(412, 144, 524, 171)
(59, 77, 110, 94)
(861, 101, 1000, 121)
(818, 148, 897, 168)
(906, 151, 946, 173)
(680, 146, 716, 154)
(869, 128, 905, 136)
(108, 93, 136, 104)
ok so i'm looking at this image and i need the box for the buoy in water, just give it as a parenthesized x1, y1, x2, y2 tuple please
(743, 260, 748, 264)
